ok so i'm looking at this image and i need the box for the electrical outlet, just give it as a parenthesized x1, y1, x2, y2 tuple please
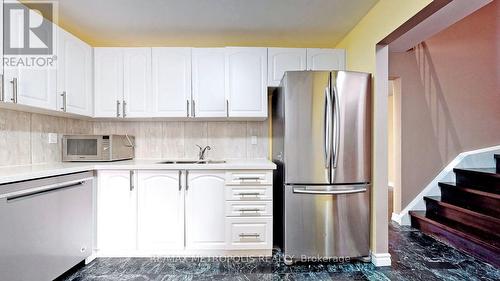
(251, 136, 257, 145)
(48, 133, 58, 144)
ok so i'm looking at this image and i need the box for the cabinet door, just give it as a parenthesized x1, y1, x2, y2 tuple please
(123, 48, 152, 117)
(57, 28, 93, 116)
(4, 11, 56, 110)
(306, 48, 346, 71)
(226, 47, 268, 118)
(97, 170, 136, 253)
(192, 48, 227, 117)
(185, 171, 227, 249)
(137, 171, 184, 251)
(267, 48, 306, 87)
(152, 48, 191, 117)
(94, 48, 123, 117)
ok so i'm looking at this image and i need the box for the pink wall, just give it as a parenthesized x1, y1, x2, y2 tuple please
(389, 1, 500, 208)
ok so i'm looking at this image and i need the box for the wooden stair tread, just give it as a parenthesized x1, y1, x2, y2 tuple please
(410, 211, 500, 267)
(439, 182, 500, 199)
(423, 196, 500, 237)
(454, 168, 499, 176)
(409, 211, 500, 250)
(424, 196, 500, 223)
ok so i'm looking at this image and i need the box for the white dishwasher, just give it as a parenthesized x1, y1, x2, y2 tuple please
(0, 171, 94, 281)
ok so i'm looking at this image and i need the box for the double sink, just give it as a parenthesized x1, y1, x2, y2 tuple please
(157, 160, 226, 164)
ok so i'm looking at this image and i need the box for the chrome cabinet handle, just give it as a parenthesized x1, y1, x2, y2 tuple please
(0, 74, 4, 102)
(238, 208, 261, 213)
(178, 170, 182, 191)
(186, 100, 190, 117)
(239, 233, 260, 238)
(10, 78, 18, 103)
(61, 91, 67, 112)
(185, 170, 189, 191)
(236, 192, 261, 196)
(237, 177, 261, 181)
(129, 170, 135, 191)
(226, 99, 229, 117)
(123, 100, 127, 118)
(116, 100, 121, 117)
(192, 100, 196, 117)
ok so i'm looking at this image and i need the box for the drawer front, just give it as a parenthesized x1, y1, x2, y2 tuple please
(226, 185, 272, 201)
(225, 201, 273, 217)
(226, 217, 272, 250)
(226, 171, 273, 185)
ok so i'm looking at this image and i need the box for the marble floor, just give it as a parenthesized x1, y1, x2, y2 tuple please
(60, 223, 500, 281)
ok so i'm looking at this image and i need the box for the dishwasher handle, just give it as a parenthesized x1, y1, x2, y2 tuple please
(3, 177, 93, 201)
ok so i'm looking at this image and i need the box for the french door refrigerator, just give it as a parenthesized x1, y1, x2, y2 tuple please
(272, 71, 371, 264)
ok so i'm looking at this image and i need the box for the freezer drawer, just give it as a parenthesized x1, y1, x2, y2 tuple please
(0, 172, 94, 281)
(284, 184, 370, 260)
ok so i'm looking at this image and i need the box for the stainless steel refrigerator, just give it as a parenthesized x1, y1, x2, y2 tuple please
(272, 71, 371, 264)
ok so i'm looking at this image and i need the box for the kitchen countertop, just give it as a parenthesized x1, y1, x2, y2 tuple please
(0, 159, 277, 185)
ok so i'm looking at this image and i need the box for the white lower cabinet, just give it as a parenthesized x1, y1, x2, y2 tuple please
(137, 170, 184, 251)
(96, 169, 273, 256)
(97, 170, 137, 254)
(185, 171, 227, 250)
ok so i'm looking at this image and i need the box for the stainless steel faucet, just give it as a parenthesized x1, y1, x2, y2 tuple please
(196, 145, 211, 160)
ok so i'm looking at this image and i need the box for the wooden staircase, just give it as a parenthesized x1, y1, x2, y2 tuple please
(410, 154, 500, 267)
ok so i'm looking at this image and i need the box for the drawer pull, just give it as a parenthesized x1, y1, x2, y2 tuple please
(237, 192, 261, 197)
(238, 208, 261, 212)
(238, 177, 262, 181)
(239, 233, 261, 238)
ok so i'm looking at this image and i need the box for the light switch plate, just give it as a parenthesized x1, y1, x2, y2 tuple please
(48, 133, 58, 144)
(251, 136, 257, 145)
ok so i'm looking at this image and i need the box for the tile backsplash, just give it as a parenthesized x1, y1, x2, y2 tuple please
(0, 108, 269, 167)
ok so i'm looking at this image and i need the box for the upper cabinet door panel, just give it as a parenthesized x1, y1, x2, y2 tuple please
(192, 48, 226, 117)
(152, 48, 191, 117)
(306, 48, 346, 71)
(123, 48, 152, 118)
(57, 28, 93, 116)
(94, 48, 124, 117)
(267, 48, 306, 87)
(4, 13, 56, 110)
(226, 47, 268, 118)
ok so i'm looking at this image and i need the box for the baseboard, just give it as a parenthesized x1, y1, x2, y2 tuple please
(371, 252, 391, 267)
(85, 252, 97, 264)
(392, 145, 500, 226)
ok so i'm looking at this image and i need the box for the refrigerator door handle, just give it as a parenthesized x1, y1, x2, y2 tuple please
(292, 184, 367, 195)
(324, 87, 333, 170)
(332, 84, 341, 169)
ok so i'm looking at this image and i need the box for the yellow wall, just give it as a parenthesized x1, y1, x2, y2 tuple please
(334, 0, 432, 256)
(336, 0, 432, 73)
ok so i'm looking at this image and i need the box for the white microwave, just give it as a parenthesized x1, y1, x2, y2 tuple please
(62, 135, 135, 162)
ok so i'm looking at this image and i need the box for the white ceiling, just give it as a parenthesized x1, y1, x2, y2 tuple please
(24, 0, 379, 47)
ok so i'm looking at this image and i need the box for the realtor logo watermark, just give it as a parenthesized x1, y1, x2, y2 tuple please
(3, 1, 58, 68)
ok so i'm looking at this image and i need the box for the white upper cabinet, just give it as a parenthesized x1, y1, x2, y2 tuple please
(267, 48, 306, 87)
(137, 171, 184, 251)
(192, 48, 227, 118)
(185, 171, 227, 250)
(152, 48, 191, 117)
(306, 48, 346, 71)
(94, 48, 124, 117)
(97, 170, 137, 254)
(57, 27, 93, 116)
(3, 9, 56, 110)
(123, 48, 152, 118)
(226, 47, 268, 118)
